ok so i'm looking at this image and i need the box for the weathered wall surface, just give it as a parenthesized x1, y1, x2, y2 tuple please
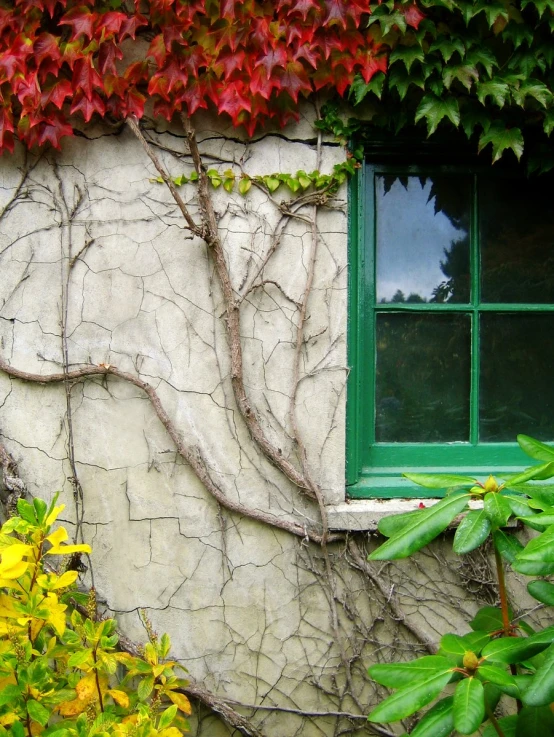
(0, 108, 529, 737)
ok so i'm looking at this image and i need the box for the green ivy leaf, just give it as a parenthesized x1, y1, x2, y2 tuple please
(415, 94, 460, 134)
(206, 169, 222, 188)
(389, 44, 425, 73)
(238, 177, 251, 195)
(263, 176, 280, 192)
(443, 63, 479, 90)
(388, 66, 426, 100)
(478, 123, 524, 163)
(476, 79, 511, 108)
(453, 677, 485, 734)
(429, 36, 465, 63)
(512, 79, 552, 107)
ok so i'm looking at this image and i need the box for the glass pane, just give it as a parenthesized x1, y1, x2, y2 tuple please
(375, 174, 471, 304)
(480, 314, 554, 441)
(480, 176, 554, 303)
(375, 314, 471, 442)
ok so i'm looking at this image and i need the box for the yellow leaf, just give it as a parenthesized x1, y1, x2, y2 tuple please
(1, 544, 30, 567)
(0, 713, 18, 725)
(0, 593, 18, 617)
(45, 504, 65, 527)
(43, 594, 67, 637)
(76, 673, 97, 702)
(46, 527, 68, 547)
(46, 544, 92, 556)
(158, 728, 183, 737)
(0, 561, 28, 579)
(107, 690, 130, 708)
(58, 699, 88, 717)
(167, 692, 192, 715)
(52, 570, 78, 589)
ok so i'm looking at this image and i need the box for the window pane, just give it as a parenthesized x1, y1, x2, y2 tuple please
(480, 314, 554, 441)
(375, 314, 471, 442)
(375, 174, 471, 304)
(480, 176, 554, 303)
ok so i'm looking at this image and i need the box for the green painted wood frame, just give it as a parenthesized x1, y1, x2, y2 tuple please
(347, 154, 554, 499)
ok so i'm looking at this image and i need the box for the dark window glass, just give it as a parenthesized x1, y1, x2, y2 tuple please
(480, 177, 554, 304)
(375, 313, 471, 442)
(480, 314, 554, 441)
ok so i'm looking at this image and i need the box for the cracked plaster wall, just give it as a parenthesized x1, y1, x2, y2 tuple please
(0, 110, 538, 737)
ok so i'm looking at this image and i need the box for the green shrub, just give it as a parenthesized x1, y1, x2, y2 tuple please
(368, 434, 554, 736)
(0, 496, 191, 737)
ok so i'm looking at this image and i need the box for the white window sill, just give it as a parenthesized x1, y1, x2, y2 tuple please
(326, 498, 492, 531)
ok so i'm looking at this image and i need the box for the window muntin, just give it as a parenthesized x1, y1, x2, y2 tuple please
(347, 162, 554, 498)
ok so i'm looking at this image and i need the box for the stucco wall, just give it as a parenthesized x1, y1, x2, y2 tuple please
(0, 108, 534, 737)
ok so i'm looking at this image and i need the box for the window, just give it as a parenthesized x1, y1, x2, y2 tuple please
(347, 149, 554, 499)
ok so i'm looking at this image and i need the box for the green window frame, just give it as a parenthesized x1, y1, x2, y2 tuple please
(347, 152, 554, 499)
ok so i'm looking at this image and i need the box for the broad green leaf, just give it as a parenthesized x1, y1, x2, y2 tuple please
(402, 473, 476, 489)
(519, 513, 554, 530)
(263, 176, 280, 193)
(528, 580, 554, 606)
(482, 627, 554, 663)
(453, 677, 485, 734)
(515, 705, 554, 736)
(478, 123, 524, 163)
(137, 675, 154, 701)
(368, 669, 453, 723)
(493, 530, 523, 563)
(68, 649, 93, 668)
(440, 634, 468, 658)
(27, 700, 50, 727)
(518, 435, 554, 462)
(515, 525, 554, 562)
(454, 510, 491, 553)
(238, 177, 251, 195)
(0, 685, 21, 706)
(388, 66, 425, 100)
(513, 558, 554, 576)
(369, 656, 451, 689)
(158, 705, 178, 730)
(476, 79, 510, 107)
(33, 497, 48, 524)
(369, 493, 470, 560)
(477, 664, 517, 689)
(429, 36, 465, 63)
(410, 696, 454, 737)
(502, 492, 533, 518)
(484, 492, 512, 527)
(470, 606, 510, 633)
(482, 715, 517, 737)
(504, 462, 554, 486)
(522, 643, 554, 706)
(443, 63, 479, 90)
(377, 510, 423, 538)
(17, 499, 37, 524)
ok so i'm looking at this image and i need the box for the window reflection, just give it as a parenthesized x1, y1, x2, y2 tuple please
(376, 175, 471, 303)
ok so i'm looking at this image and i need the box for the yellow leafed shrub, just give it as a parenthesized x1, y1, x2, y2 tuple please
(0, 496, 191, 737)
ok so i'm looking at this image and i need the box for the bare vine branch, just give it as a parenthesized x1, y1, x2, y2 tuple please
(0, 357, 341, 545)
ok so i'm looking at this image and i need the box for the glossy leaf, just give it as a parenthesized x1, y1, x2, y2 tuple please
(493, 530, 524, 563)
(368, 668, 453, 723)
(515, 705, 554, 736)
(369, 656, 451, 688)
(522, 644, 554, 706)
(518, 435, 554, 463)
(410, 696, 454, 737)
(453, 677, 485, 734)
(377, 510, 424, 538)
(369, 493, 470, 560)
(453, 510, 491, 553)
(402, 473, 476, 489)
(482, 715, 517, 737)
(528, 580, 554, 606)
(469, 606, 508, 633)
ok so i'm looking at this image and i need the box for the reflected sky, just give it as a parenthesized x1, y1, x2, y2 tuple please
(376, 176, 470, 303)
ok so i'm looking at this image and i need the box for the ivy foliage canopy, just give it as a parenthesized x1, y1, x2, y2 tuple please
(0, 0, 553, 167)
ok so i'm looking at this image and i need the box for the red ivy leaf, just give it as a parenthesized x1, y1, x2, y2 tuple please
(254, 46, 288, 77)
(400, 3, 425, 29)
(98, 40, 123, 75)
(278, 61, 312, 102)
(58, 7, 95, 41)
(96, 11, 127, 36)
(216, 81, 252, 125)
(41, 79, 73, 109)
(72, 57, 103, 101)
(70, 91, 106, 122)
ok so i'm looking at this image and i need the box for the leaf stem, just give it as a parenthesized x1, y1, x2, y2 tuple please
(493, 542, 511, 636)
(485, 702, 506, 737)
